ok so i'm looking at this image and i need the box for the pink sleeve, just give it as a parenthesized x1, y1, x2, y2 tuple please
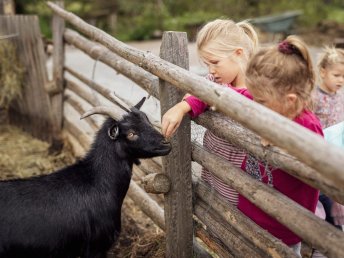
(183, 74, 214, 118)
(184, 73, 253, 118)
(233, 88, 254, 100)
(184, 96, 208, 118)
(184, 86, 253, 118)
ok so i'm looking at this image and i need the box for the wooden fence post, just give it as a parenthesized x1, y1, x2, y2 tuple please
(159, 31, 193, 258)
(1, 15, 54, 142)
(50, 0, 65, 151)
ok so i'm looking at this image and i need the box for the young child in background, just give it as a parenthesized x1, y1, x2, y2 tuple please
(313, 47, 344, 235)
(161, 19, 258, 206)
(313, 47, 344, 129)
(237, 36, 323, 256)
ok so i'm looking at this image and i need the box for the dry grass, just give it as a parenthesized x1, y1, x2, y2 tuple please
(0, 124, 75, 180)
(0, 40, 25, 110)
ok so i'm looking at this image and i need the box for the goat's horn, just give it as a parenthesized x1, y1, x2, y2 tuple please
(80, 106, 126, 121)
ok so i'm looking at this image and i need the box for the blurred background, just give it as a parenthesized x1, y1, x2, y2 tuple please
(12, 0, 344, 44)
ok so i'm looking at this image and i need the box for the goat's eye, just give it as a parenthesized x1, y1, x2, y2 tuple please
(127, 132, 138, 141)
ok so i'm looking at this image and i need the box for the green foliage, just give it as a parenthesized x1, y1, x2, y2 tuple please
(116, 1, 169, 41)
(163, 11, 222, 41)
(14, 0, 344, 41)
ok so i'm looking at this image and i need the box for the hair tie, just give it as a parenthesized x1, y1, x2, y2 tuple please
(278, 40, 295, 55)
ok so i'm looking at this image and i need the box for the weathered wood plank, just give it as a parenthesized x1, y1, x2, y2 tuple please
(192, 142, 344, 258)
(63, 29, 159, 99)
(195, 223, 235, 258)
(64, 90, 99, 131)
(159, 31, 193, 258)
(65, 65, 130, 112)
(49, 0, 65, 151)
(194, 180, 298, 258)
(194, 112, 344, 204)
(195, 200, 266, 258)
(0, 15, 53, 142)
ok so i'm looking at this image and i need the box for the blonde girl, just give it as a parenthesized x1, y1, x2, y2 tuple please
(312, 47, 344, 258)
(314, 46, 344, 128)
(237, 36, 323, 256)
(161, 19, 258, 206)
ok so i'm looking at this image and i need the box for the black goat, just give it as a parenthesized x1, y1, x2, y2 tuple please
(0, 97, 171, 258)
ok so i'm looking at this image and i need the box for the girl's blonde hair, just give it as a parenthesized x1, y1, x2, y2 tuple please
(317, 46, 344, 70)
(196, 19, 259, 69)
(246, 35, 315, 115)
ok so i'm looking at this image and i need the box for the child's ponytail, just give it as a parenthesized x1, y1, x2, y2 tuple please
(246, 35, 316, 116)
(279, 35, 315, 90)
(237, 21, 259, 55)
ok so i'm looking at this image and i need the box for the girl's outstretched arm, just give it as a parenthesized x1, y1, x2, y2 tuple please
(162, 100, 191, 138)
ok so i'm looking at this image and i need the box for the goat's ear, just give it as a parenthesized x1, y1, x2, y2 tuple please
(134, 97, 146, 110)
(108, 124, 119, 140)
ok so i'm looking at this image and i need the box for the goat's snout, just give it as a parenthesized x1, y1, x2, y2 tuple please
(161, 139, 170, 145)
(154, 138, 171, 156)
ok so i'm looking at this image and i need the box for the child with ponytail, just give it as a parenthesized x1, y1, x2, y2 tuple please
(238, 36, 323, 256)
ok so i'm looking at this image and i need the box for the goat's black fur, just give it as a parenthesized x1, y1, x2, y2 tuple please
(0, 99, 171, 258)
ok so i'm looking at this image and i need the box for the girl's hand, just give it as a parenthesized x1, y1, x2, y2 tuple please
(162, 101, 191, 138)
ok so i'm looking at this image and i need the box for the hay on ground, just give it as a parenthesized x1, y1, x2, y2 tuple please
(0, 124, 75, 180)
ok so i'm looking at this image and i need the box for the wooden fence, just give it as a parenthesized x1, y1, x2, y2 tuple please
(0, 15, 54, 142)
(47, 2, 344, 257)
(6, 1, 344, 257)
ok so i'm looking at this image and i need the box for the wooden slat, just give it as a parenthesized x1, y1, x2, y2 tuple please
(50, 0, 65, 150)
(159, 31, 193, 258)
(64, 90, 99, 131)
(194, 180, 298, 258)
(65, 65, 130, 112)
(0, 15, 53, 142)
(195, 200, 266, 258)
(195, 225, 235, 258)
(194, 111, 344, 204)
(64, 68, 160, 129)
(192, 142, 344, 258)
(63, 29, 159, 99)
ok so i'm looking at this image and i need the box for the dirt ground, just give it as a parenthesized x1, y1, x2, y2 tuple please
(0, 123, 166, 258)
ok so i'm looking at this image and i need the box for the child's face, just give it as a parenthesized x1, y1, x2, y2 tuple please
(250, 88, 298, 119)
(320, 63, 344, 94)
(253, 95, 285, 115)
(201, 52, 241, 85)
